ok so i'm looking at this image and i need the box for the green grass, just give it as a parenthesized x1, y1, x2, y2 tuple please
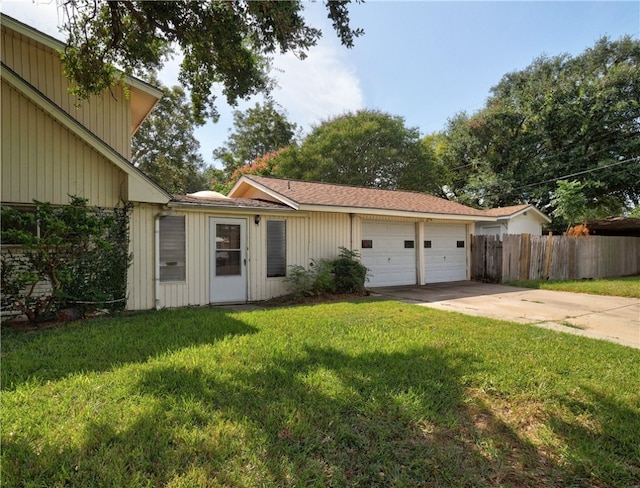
(2, 301, 639, 487)
(507, 275, 640, 298)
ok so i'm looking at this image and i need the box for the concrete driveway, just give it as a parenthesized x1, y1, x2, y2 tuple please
(370, 281, 640, 349)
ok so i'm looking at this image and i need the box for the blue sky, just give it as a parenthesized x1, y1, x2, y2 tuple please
(3, 1, 639, 168)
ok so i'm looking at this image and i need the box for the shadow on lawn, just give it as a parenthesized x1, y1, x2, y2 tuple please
(1, 308, 256, 390)
(5, 345, 560, 487)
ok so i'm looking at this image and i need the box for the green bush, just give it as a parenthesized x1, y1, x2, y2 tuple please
(332, 247, 368, 294)
(1, 197, 131, 324)
(285, 247, 368, 298)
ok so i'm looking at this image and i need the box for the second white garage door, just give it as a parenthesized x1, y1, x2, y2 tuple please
(424, 223, 467, 283)
(361, 221, 417, 287)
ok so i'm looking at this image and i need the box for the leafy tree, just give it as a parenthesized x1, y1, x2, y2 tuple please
(438, 36, 640, 215)
(211, 148, 290, 194)
(1, 197, 131, 323)
(213, 100, 298, 176)
(273, 110, 443, 194)
(132, 76, 208, 194)
(550, 180, 588, 231)
(59, 1, 362, 123)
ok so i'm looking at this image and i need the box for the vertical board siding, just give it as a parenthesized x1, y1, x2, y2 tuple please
(1, 82, 124, 207)
(308, 212, 354, 260)
(249, 214, 308, 301)
(157, 210, 210, 309)
(2, 28, 130, 156)
(128, 203, 160, 310)
(472, 234, 640, 283)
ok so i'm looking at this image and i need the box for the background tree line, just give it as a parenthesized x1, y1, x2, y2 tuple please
(134, 35, 639, 231)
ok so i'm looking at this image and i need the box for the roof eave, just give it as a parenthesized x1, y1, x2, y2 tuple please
(297, 204, 497, 221)
(509, 206, 552, 223)
(168, 200, 297, 213)
(230, 176, 300, 210)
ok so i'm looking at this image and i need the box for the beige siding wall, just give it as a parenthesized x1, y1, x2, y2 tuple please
(127, 203, 160, 310)
(307, 212, 354, 260)
(156, 209, 211, 309)
(129, 207, 479, 311)
(1, 81, 127, 207)
(248, 214, 309, 301)
(1, 27, 131, 157)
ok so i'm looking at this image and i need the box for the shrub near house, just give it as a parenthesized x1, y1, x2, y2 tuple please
(1, 197, 131, 324)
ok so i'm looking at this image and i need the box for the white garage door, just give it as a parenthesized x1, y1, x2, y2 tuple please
(361, 221, 417, 287)
(424, 223, 467, 283)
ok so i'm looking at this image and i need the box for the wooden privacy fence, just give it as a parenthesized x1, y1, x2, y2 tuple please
(471, 234, 640, 283)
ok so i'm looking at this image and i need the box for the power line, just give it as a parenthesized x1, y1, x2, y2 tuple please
(511, 156, 640, 191)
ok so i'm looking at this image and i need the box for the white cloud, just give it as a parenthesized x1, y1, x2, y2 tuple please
(1, 1, 61, 37)
(2, 2, 364, 165)
(271, 43, 364, 131)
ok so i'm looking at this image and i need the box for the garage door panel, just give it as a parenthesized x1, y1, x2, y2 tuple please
(424, 223, 467, 283)
(362, 221, 417, 287)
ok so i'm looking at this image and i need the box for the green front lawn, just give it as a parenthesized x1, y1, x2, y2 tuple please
(2, 301, 639, 487)
(506, 275, 640, 298)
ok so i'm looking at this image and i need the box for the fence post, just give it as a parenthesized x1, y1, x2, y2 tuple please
(543, 231, 553, 280)
(519, 233, 531, 281)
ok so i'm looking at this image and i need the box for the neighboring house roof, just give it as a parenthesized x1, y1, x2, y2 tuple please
(229, 176, 495, 221)
(483, 204, 551, 223)
(1, 15, 162, 135)
(586, 216, 640, 237)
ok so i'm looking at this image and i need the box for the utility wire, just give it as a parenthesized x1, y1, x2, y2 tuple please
(511, 156, 639, 191)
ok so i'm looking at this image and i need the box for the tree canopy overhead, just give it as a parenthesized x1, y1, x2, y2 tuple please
(59, 0, 363, 123)
(437, 36, 640, 225)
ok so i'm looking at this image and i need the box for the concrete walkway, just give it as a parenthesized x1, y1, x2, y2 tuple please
(371, 281, 640, 349)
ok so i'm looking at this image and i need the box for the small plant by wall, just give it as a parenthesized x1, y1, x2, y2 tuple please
(1, 197, 132, 324)
(285, 247, 368, 299)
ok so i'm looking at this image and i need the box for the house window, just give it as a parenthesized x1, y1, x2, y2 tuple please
(424, 240, 432, 248)
(362, 239, 373, 249)
(457, 240, 465, 248)
(267, 220, 286, 277)
(159, 216, 186, 282)
(404, 240, 415, 249)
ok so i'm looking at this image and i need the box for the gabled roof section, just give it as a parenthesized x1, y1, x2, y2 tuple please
(0, 15, 162, 135)
(230, 176, 495, 221)
(1, 61, 170, 204)
(171, 194, 291, 211)
(484, 204, 551, 223)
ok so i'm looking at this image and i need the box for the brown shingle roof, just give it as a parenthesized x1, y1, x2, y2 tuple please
(171, 194, 289, 210)
(482, 205, 532, 217)
(243, 176, 489, 217)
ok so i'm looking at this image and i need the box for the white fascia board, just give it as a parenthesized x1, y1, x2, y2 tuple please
(2, 64, 171, 204)
(297, 204, 498, 222)
(230, 177, 300, 210)
(167, 201, 297, 215)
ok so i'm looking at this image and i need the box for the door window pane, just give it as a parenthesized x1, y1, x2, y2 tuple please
(216, 224, 241, 276)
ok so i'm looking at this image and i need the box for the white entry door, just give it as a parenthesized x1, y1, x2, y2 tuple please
(210, 218, 247, 303)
